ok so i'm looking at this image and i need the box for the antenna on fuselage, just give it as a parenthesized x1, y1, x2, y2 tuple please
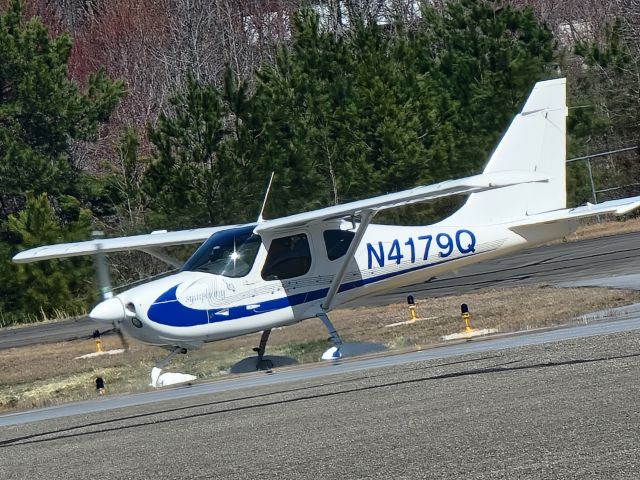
(257, 171, 275, 223)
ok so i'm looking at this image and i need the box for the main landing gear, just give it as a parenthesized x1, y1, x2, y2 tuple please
(317, 312, 343, 360)
(230, 329, 297, 374)
(316, 312, 387, 360)
(247, 316, 343, 370)
(253, 314, 345, 368)
(253, 329, 274, 371)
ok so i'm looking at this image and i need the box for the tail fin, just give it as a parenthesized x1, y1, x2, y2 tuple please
(443, 78, 568, 225)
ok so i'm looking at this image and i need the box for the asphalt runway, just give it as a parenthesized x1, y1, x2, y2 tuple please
(1, 319, 639, 479)
(3, 231, 640, 349)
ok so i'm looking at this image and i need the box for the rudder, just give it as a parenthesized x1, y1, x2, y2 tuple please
(442, 78, 568, 226)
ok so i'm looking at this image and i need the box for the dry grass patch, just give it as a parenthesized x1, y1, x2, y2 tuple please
(2, 285, 640, 413)
(324, 285, 640, 348)
(568, 216, 640, 241)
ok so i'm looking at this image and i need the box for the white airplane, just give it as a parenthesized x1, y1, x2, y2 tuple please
(13, 78, 640, 386)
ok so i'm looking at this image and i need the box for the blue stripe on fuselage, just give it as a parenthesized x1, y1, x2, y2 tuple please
(147, 285, 329, 327)
(147, 256, 461, 327)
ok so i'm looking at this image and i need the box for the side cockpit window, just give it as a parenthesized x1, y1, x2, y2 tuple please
(323, 229, 355, 260)
(261, 233, 311, 281)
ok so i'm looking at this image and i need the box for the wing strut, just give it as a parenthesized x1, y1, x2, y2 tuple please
(321, 209, 375, 311)
(139, 248, 183, 269)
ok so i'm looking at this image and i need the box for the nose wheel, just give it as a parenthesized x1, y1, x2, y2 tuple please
(150, 346, 196, 387)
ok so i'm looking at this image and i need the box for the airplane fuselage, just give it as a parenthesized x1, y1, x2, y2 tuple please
(114, 218, 574, 349)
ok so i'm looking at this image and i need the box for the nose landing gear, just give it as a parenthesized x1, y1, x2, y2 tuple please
(150, 346, 197, 387)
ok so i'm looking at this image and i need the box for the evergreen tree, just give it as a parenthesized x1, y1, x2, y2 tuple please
(101, 128, 148, 231)
(244, 2, 555, 221)
(0, 0, 124, 323)
(246, 10, 437, 219)
(0, 0, 125, 210)
(144, 74, 255, 229)
(413, 0, 555, 177)
(0, 193, 94, 322)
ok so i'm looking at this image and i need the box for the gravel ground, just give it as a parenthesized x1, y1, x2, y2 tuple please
(1, 329, 639, 479)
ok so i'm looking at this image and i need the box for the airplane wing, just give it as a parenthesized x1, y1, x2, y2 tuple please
(13, 171, 547, 265)
(13, 225, 240, 264)
(255, 171, 549, 234)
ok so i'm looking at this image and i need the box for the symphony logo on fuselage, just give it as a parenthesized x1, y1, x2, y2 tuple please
(180, 277, 236, 307)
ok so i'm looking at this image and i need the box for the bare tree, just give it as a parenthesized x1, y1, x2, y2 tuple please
(505, 0, 623, 41)
(151, 0, 298, 94)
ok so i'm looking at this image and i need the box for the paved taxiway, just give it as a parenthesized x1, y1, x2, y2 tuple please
(1, 314, 640, 478)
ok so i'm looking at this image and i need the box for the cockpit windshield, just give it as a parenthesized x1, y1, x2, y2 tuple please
(182, 225, 261, 278)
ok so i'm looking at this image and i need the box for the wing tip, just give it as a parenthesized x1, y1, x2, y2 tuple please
(12, 252, 36, 264)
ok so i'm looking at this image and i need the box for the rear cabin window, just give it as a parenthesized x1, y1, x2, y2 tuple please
(261, 233, 311, 280)
(323, 230, 355, 260)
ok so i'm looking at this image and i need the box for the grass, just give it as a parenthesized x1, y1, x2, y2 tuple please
(566, 217, 640, 241)
(2, 216, 640, 412)
(0, 308, 87, 329)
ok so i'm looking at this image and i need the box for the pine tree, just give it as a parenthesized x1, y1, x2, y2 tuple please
(144, 74, 254, 229)
(0, 0, 124, 323)
(415, 0, 555, 177)
(244, 3, 555, 221)
(0, 193, 94, 322)
(0, 0, 125, 209)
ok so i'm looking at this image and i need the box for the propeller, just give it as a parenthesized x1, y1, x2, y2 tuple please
(91, 231, 129, 350)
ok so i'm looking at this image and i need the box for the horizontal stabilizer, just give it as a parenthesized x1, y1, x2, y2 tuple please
(509, 196, 640, 229)
(13, 225, 237, 264)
